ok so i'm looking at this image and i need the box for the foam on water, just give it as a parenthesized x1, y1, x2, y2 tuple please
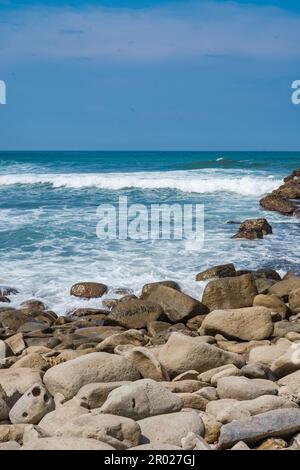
(0, 170, 281, 196)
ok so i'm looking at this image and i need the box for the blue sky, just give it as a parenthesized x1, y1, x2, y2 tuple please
(0, 0, 300, 150)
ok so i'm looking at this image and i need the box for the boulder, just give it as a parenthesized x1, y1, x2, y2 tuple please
(253, 294, 287, 319)
(278, 370, 300, 393)
(100, 379, 183, 420)
(22, 437, 115, 450)
(181, 432, 211, 450)
(200, 307, 273, 341)
(216, 376, 278, 401)
(270, 344, 300, 378)
(70, 282, 108, 298)
(241, 363, 276, 381)
(268, 276, 300, 300)
(138, 411, 204, 446)
(0, 368, 42, 402)
(273, 180, 300, 199)
(11, 353, 49, 371)
(96, 330, 147, 353)
(159, 333, 244, 378)
(146, 285, 208, 323)
(9, 383, 54, 424)
(76, 382, 130, 409)
(207, 395, 297, 424)
(108, 299, 163, 329)
(232, 218, 272, 240)
(259, 194, 296, 216)
(249, 340, 291, 367)
(57, 413, 141, 450)
(201, 274, 258, 311)
(196, 264, 236, 282)
(4, 333, 26, 355)
(273, 320, 300, 337)
(43, 352, 140, 400)
(289, 288, 300, 314)
(38, 397, 89, 434)
(140, 281, 181, 299)
(219, 409, 300, 449)
(117, 347, 169, 381)
(0, 310, 30, 331)
(177, 393, 208, 411)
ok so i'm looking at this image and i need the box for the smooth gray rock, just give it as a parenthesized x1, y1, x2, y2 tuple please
(138, 411, 204, 447)
(100, 379, 183, 420)
(219, 409, 300, 448)
(43, 352, 141, 400)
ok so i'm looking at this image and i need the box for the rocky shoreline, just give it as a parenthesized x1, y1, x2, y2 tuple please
(0, 168, 300, 451)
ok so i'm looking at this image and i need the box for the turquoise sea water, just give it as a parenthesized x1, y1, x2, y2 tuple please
(0, 151, 299, 314)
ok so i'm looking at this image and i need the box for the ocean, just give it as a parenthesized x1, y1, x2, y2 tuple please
(0, 151, 299, 315)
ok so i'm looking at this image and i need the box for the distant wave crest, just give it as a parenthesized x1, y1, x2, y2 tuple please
(0, 171, 281, 196)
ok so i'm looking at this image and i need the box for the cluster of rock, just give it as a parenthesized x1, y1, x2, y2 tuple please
(260, 168, 300, 216)
(1, 268, 300, 450)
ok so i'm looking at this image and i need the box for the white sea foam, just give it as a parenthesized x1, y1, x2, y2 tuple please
(0, 171, 281, 196)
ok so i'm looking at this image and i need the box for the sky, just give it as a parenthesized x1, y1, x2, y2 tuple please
(0, 0, 300, 150)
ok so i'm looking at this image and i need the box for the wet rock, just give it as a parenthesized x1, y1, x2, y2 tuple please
(70, 282, 108, 298)
(100, 379, 183, 420)
(158, 332, 244, 378)
(216, 376, 278, 400)
(108, 299, 163, 329)
(232, 218, 272, 240)
(200, 307, 273, 341)
(219, 409, 300, 449)
(0, 296, 10, 303)
(138, 411, 204, 447)
(57, 413, 141, 450)
(9, 383, 54, 424)
(43, 352, 140, 400)
(202, 274, 258, 311)
(0, 286, 18, 296)
(260, 193, 296, 216)
(196, 264, 236, 281)
(20, 300, 47, 311)
(140, 281, 181, 300)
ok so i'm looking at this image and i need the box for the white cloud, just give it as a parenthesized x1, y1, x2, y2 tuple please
(0, 1, 300, 63)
